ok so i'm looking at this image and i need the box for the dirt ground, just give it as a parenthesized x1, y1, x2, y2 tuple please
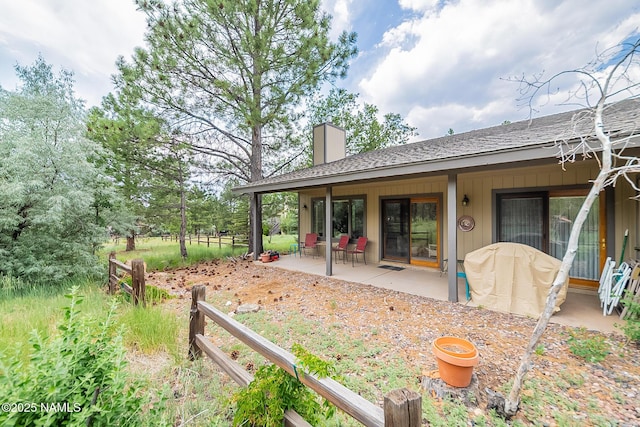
(146, 258, 640, 425)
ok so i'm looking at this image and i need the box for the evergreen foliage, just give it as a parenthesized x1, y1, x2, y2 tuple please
(304, 88, 418, 162)
(115, 0, 357, 254)
(0, 57, 129, 283)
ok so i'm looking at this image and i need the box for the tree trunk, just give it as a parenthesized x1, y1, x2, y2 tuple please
(249, 119, 263, 256)
(503, 101, 612, 417)
(178, 163, 188, 260)
(126, 229, 136, 251)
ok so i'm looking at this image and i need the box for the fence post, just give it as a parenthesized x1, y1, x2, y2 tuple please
(189, 285, 206, 360)
(207, 235, 210, 247)
(131, 259, 146, 307)
(383, 388, 421, 427)
(108, 252, 117, 294)
(232, 235, 235, 249)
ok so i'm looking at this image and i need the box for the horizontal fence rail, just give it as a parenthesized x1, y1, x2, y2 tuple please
(188, 285, 421, 427)
(107, 252, 146, 306)
(161, 233, 249, 249)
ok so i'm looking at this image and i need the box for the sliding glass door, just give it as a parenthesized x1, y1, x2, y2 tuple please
(549, 193, 601, 282)
(497, 190, 603, 283)
(382, 198, 439, 267)
(410, 199, 439, 266)
(497, 193, 546, 251)
(382, 199, 409, 260)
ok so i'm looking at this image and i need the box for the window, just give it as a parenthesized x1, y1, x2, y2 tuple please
(496, 189, 602, 281)
(311, 197, 365, 240)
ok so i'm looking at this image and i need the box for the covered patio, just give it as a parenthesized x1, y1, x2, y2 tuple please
(259, 252, 622, 334)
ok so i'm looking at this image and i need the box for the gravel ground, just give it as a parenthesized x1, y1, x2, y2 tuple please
(147, 259, 640, 426)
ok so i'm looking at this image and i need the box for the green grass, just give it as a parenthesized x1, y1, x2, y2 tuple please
(262, 233, 299, 253)
(118, 304, 181, 358)
(1, 274, 179, 366)
(101, 234, 299, 271)
(0, 280, 113, 362)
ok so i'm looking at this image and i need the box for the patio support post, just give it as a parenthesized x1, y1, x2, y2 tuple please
(325, 186, 333, 276)
(447, 174, 459, 302)
(250, 192, 260, 260)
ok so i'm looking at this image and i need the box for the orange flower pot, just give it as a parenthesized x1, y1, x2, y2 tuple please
(433, 336, 478, 358)
(432, 336, 479, 388)
(260, 253, 271, 263)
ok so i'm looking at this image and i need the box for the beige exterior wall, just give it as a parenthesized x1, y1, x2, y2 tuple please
(300, 177, 448, 263)
(298, 159, 638, 267)
(618, 176, 639, 260)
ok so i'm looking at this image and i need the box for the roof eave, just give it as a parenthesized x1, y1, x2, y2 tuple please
(233, 143, 559, 194)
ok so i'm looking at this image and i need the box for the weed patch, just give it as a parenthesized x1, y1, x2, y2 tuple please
(0, 287, 166, 426)
(566, 327, 609, 363)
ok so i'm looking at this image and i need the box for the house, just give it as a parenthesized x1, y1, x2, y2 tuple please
(235, 99, 640, 303)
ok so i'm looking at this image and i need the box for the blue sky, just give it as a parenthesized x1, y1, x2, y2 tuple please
(1, 0, 639, 139)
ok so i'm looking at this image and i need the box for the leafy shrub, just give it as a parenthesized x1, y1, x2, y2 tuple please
(566, 327, 609, 363)
(0, 287, 165, 426)
(618, 295, 640, 344)
(233, 344, 336, 426)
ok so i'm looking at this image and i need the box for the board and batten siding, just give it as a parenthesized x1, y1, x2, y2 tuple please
(298, 157, 637, 267)
(298, 178, 447, 263)
(458, 160, 636, 265)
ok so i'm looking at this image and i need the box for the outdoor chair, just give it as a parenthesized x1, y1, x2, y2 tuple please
(331, 235, 349, 264)
(301, 233, 319, 258)
(347, 236, 368, 266)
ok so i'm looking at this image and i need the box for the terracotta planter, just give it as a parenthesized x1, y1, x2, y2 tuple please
(432, 336, 479, 387)
(260, 253, 271, 263)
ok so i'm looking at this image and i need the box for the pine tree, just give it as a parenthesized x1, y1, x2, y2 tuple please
(115, 0, 357, 255)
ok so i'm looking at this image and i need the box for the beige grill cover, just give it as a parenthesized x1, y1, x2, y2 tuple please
(464, 242, 569, 318)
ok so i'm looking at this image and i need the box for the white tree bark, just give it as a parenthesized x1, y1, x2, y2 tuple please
(504, 101, 611, 415)
(503, 37, 640, 416)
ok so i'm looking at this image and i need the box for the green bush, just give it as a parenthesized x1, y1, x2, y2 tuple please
(0, 287, 165, 426)
(618, 295, 640, 343)
(566, 327, 609, 363)
(233, 344, 336, 426)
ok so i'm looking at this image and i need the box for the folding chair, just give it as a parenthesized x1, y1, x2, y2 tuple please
(331, 235, 349, 264)
(301, 233, 319, 258)
(347, 237, 368, 266)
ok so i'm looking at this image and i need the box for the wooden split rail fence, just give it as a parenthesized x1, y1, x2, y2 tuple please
(161, 234, 249, 249)
(188, 285, 421, 427)
(107, 252, 146, 307)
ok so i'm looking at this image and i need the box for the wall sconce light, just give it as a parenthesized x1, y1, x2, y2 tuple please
(303, 204, 308, 210)
(462, 195, 469, 206)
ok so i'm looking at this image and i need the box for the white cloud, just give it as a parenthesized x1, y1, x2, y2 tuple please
(398, 0, 439, 12)
(322, 0, 354, 39)
(0, 0, 146, 107)
(1, 0, 637, 131)
(357, 0, 640, 139)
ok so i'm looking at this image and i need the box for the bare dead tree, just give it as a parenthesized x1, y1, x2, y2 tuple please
(495, 37, 640, 418)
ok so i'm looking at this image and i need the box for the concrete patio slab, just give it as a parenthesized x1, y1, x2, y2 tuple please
(260, 253, 621, 334)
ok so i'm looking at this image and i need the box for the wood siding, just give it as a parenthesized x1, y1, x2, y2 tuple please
(298, 159, 637, 267)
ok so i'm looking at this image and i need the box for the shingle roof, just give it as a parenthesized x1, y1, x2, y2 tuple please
(235, 99, 640, 193)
